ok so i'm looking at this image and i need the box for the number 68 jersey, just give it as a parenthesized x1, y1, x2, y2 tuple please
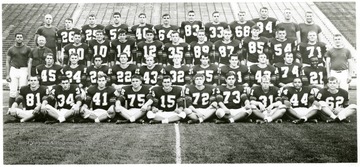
(316, 88, 349, 109)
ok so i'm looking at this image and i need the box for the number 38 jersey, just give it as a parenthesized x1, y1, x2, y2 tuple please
(86, 86, 117, 110)
(150, 86, 183, 112)
(250, 85, 280, 107)
(281, 86, 314, 108)
(51, 84, 82, 109)
(120, 85, 152, 109)
(184, 85, 216, 108)
(316, 88, 349, 109)
(19, 85, 48, 110)
(216, 85, 247, 109)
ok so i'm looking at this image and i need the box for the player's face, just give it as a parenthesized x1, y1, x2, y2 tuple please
(97, 77, 107, 88)
(251, 29, 260, 37)
(61, 80, 71, 90)
(173, 55, 182, 65)
(197, 31, 206, 41)
(113, 14, 121, 24)
(74, 34, 81, 44)
(188, 12, 195, 21)
(200, 56, 209, 65)
(307, 32, 317, 42)
(118, 33, 127, 41)
(334, 36, 343, 46)
(37, 37, 46, 46)
(15, 34, 24, 43)
(310, 58, 319, 67)
(139, 15, 146, 24)
(119, 54, 128, 63)
(163, 16, 170, 25)
(171, 33, 180, 43)
(70, 55, 79, 64)
(162, 78, 172, 89)
(223, 31, 232, 40)
(29, 77, 40, 88)
(89, 16, 96, 25)
(94, 58, 102, 67)
(145, 33, 154, 41)
(293, 78, 302, 89)
(131, 78, 142, 88)
(194, 76, 205, 86)
(260, 9, 268, 18)
(146, 57, 155, 66)
(305, 13, 313, 23)
(261, 79, 270, 90)
(258, 54, 267, 64)
(284, 54, 293, 64)
(327, 80, 339, 90)
(45, 56, 54, 66)
(96, 32, 104, 41)
(238, 12, 246, 21)
(229, 56, 239, 66)
(212, 13, 220, 23)
(277, 31, 286, 40)
(284, 10, 291, 20)
(44, 15, 53, 25)
(65, 20, 73, 29)
(226, 76, 236, 86)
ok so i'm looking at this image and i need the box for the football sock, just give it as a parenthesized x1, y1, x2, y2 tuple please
(229, 118, 235, 123)
(94, 118, 100, 123)
(198, 117, 204, 123)
(162, 119, 169, 124)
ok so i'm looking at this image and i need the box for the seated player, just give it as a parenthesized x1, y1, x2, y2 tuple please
(281, 78, 319, 124)
(36, 53, 62, 90)
(274, 53, 302, 88)
(249, 53, 276, 86)
(215, 72, 252, 123)
(62, 53, 87, 88)
(110, 30, 136, 63)
(115, 75, 152, 123)
(213, 28, 242, 66)
(249, 75, 285, 123)
(164, 54, 191, 86)
(7, 76, 49, 123)
(153, 14, 179, 44)
(145, 75, 187, 124)
(301, 56, 327, 91)
(80, 73, 119, 123)
(189, 29, 214, 65)
(137, 56, 164, 86)
(109, 52, 138, 91)
(85, 55, 110, 88)
(184, 73, 217, 123)
(43, 76, 83, 123)
(192, 54, 219, 86)
(63, 32, 90, 66)
(163, 31, 190, 66)
(241, 25, 270, 66)
(136, 30, 163, 66)
(219, 54, 249, 87)
(268, 27, 297, 65)
(316, 76, 356, 123)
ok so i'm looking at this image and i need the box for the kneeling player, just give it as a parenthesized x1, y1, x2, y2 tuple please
(215, 72, 252, 123)
(317, 76, 356, 123)
(146, 75, 186, 123)
(184, 73, 217, 123)
(249, 75, 285, 123)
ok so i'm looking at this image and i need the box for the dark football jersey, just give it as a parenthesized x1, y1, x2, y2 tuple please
(110, 38, 136, 62)
(189, 41, 213, 65)
(242, 36, 269, 63)
(150, 86, 183, 111)
(104, 24, 129, 40)
(56, 28, 81, 48)
(63, 43, 89, 65)
(316, 88, 349, 109)
(204, 22, 229, 43)
(214, 39, 241, 64)
(110, 64, 138, 85)
(120, 85, 152, 109)
(62, 64, 87, 84)
(153, 25, 179, 44)
(250, 85, 280, 107)
(281, 86, 313, 108)
(19, 85, 48, 110)
(86, 85, 117, 110)
(252, 17, 278, 38)
(229, 20, 255, 41)
(163, 42, 190, 65)
(137, 65, 164, 85)
(220, 65, 249, 85)
(180, 20, 203, 43)
(297, 42, 327, 65)
(302, 66, 327, 85)
(88, 39, 112, 63)
(51, 84, 82, 109)
(131, 24, 154, 42)
(269, 37, 297, 64)
(137, 40, 163, 63)
(216, 85, 247, 109)
(274, 62, 302, 84)
(249, 64, 276, 85)
(36, 64, 63, 86)
(81, 24, 105, 42)
(192, 64, 219, 85)
(164, 65, 190, 85)
(86, 65, 110, 85)
(184, 85, 216, 108)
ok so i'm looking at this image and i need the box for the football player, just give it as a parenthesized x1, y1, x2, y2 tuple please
(29, 36, 53, 76)
(219, 54, 249, 87)
(298, 11, 322, 43)
(131, 13, 154, 43)
(81, 14, 105, 42)
(229, 11, 255, 42)
(110, 29, 136, 63)
(204, 11, 229, 43)
(268, 27, 297, 64)
(35, 14, 58, 56)
(192, 54, 219, 86)
(56, 18, 81, 65)
(252, 7, 278, 38)
(189, 29, 214, 65)
(105, 12, 129, 40)
(80, 73, 119, 123)
(153, 14, 179, 44)
(36, 53, 62, 90)
(302, 56, 327, 90)
(136, 30, 164, 66)
(63, 32, 90, 66)
(184, 73, 217, 123)
(164, 54, 191, 86)
(276, 8, 300, 40)
(274, 53, 302, 88)
(213, 28, 241, 66)
(241, 25, 270, 66)
(88, 30, 113, 66)
(145, 75, 186, 124)
(297, 31, 327, 66)
(317, 77, 356, 123)
(249, 53, 276, 86)
(180, 10, 203, 43)
(136, 56, 164, 86)
(249, 75, 285, 123)
(110, 52, 138, 91)
(163, 31, 190, 66)
(61, 53, 87, 87)
(85, 55, 110, 88)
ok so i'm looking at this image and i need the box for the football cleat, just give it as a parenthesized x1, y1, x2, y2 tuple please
(340, 119, 351, 123)
(293, 118, 306, 124)
(308, 119, 318, 123)
(187, 119, 199, 124)
(326, 118, 338, 123)
(115, 119, 130, 124)
(214, 119, 227, 124)
(149, 120, 161, 124)
(256, 119, 266, 124)
(275, 119, 283, 123)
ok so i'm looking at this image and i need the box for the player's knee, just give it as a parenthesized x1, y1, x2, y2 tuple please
(215, 108, 225, 119)
(348, 104, 357, 110)
(184, 108, 192, 115)
(9, 90, 18, 98)
(240, 94, 248, 101)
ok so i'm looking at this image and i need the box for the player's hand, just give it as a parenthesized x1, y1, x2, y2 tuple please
(115, 105, 121, 113)
(40, 104, 47, 115)
(259, 105, 266, 112)
(195, 112, 205, 119)
(6, 75, 11, 82)
(347, 77, 352, 83)
(152, 106, 159, 113)
(174, 108, 183, 114)
(72, 105, 80, 115)
(140, 105, 148, 112)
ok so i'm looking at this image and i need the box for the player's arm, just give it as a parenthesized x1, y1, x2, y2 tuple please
(28, 57, 33, 78)
(184, 45, 192, 66)
(347, 55, 354, 82)
(325, 55, 331, 77)
(5, 50, 11, 82)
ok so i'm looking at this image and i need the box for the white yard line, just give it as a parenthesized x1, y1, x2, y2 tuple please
(174, 123, 182, 164)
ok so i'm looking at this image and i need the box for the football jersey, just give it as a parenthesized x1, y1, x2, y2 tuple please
(297, 42, 327, 65)
(56, 28, 81, 48)
(104, 24, 129, 40)
(249, 64, 276, 85)
(242, 36, 269, 63)
(302, 66, 327, 86)
(269, 37, 297, 64)
(216, 85, 247, 109)
(81, 24, 105, 42)
(229, 20, 255, 41)
(276, 22, 299, 39)
(164, 65, 191, 85)
(298, 23, 322, 43)
(88, 39, 112, 64)
(62, 64, 87, 84)
(274, 62, 302, 84)
(137, 40, 163, 63)
(163, 42, 190, 65)
(131, 24, 154, 42)
(153, 25, 180, 44)
(316, 88, 349, 109)
(220, 65, 249, 85)
(281, 86, 314, 108)
(192, 64, 219, 85)
(86, 65, 110, 85)
(36, 64, 63, 86)
(110, 64, 138, 85)
(63, 43, 89, 65)
(120, 85, 152, 109)
(51, 84, 82, 109)
(252, 17, 278, 38)
(214, 39, 241, 64)
(180, 20, 203, 43)
(189, 41, 214, 65)
(204, 22, 229, 43)
(150, 86, 183, 111)
(86, 85, 117, 110)
(184, 84, 216, 108)
(250, 85, 280, 107)
(137, 65, 164, 85)
(110, 38, 136, 63)
(19, 85, 48, 110)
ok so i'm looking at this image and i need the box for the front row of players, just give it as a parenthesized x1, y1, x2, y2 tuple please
(8, 72, 356, 124)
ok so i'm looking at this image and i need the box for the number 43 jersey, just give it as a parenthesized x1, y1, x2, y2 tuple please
(150, 86, 183, 112)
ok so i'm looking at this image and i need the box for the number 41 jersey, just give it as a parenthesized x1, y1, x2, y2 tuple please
(86, 86, 117, 110)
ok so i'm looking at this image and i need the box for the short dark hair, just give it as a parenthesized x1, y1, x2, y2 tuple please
(65, 18, 73, 23)
(15, 33, 23, 38)
(113, 12, 121, 17)
(138, 13, 146, 17)
(93, 55, 103, 60)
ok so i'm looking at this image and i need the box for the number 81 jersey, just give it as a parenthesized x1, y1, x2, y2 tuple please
(19, 85, 48, 110)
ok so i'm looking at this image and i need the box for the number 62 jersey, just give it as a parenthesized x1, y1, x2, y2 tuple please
(316, 88, 349, 109)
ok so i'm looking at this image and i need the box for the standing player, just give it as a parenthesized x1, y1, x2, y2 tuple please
(249, 75, 285, 123)
(274, 53, 302, 88)
(35, 14, 58, 56)
(219, 54, 249, 87)
(81, 14, 105, 43)
(131, 13, 154, 43)
(252, 7, 278, 38)
(110, 53, 138, 91)
(6, 33, 32, 108)
(316, 77, 356, 123)
(204, 11, 229, 43)
(88, 30, 113, 66)
(56, 18, 81, 64)
(153, 14, 179, 44)
(180, 10, 203, 44)
(241, 25, 270, 66)
(189, 29, 214, 65)
(268, 27, 297, 64)
(85, 55, 110, 87)
(80, 73, 118, 123)
(164, 54, 191, 86)
(63, 32, 90, 66)
(249, 53, 276, 86)
(184, 73, 217, 123)
(136, 30, 163, 65)
(192, 54, 219, 86)
(297, 31, 327, 66)
(276, 8, 300, 40)
(36, 53, 63, 89)
(145, 75, 186, 124)
(62, 53, 87, 87)
(229, 11, 255, 42)
(302, 56, 327, 90)
(110, 30, 136, 63)
(137, 56, 164, 86)
(213, 28, 242, 66)
(163, 31, 190, 65)
(28, 35, 53, 76)
(298, 11, 322, 43)
(105, 12, 129, 40)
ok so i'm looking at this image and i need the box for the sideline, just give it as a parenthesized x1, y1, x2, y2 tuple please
(174, 123, 181, 164)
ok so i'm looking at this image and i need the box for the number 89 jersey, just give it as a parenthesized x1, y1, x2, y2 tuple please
(86, 86, 117, 110)
(150, 86, 183, 112)
(250, 85, 280, 107)
(316, 88, 349, 109)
